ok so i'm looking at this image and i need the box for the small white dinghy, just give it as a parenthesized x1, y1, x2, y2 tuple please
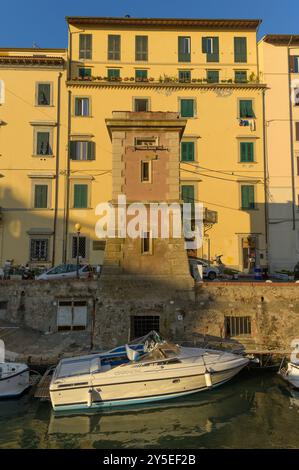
(0, 362, 30, 398)
(279, 361, 299, 390)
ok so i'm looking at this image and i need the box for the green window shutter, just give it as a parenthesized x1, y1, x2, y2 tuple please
(239, 100, 254, 118)
(296, 122, 299, 141)
(181, 142, 195, 161)
(178, 70, 191, 82)
(74, 98, 81, 116)
(178, 37, 191, 62)
(234, 37, 247, 63)
(79, 34, 92, 59)
(207, 70, 219, 83)
(37, 132, 50, 155)
(135, 36, 148, 61)
(181, 99, 194, 117)
(207, 37, 219, 62)
(70, 141, 77, 160)
(240, 142, 254, 162)
(74, 184, 88, 208)
(34, 185, 48, 208)
(87, 142, 95, 160)
(135, 69, 148, 79)
(241, 185, 255, 209)
(108, 35, 121, 60)
(235, 71, 247, 83)
(107, 69, 120, 79)
(79, 68, 91, 78)
(202, 37, 208, 53)
(181, 185, 195, 203)
(38, 84, 51, 105)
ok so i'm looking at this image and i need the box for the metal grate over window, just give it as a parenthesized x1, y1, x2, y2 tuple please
(225, 316, 252, 337)
(72, 236, 86, 259)
(30, 239, 48, 261)
(131, 315, 160, 339)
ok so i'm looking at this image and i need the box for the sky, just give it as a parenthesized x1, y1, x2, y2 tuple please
(0, 0, 298, 49)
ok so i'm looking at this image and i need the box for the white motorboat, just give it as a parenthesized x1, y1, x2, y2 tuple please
(49, 332, 250, 412)
(0, 361, 30, 398)
(279, 361, 299, 389)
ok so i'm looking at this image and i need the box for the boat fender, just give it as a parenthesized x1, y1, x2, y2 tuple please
(204, 369, 212, 388)
(87, 388, 93, 407)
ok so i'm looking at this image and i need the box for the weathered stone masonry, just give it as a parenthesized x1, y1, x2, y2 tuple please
(0, 279, 298, 354)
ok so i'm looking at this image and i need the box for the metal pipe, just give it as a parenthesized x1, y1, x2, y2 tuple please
(287, 37, 296, 230)
(52, 71, 62, 267)
(62, 90, 72, 263)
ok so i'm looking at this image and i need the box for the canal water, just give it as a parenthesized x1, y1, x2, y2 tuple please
(0, 371, 298, 449)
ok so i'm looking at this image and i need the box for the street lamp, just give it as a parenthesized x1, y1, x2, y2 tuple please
(75, 223, 81, 279)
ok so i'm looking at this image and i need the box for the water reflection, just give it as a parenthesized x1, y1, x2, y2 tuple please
(0, 372, 298, 449)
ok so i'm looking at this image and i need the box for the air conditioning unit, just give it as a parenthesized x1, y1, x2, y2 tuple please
(204, 208, 218, 224)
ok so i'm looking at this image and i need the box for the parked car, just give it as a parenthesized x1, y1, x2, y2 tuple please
(36, 264, 94, 280)
(188, 257, 219, 281)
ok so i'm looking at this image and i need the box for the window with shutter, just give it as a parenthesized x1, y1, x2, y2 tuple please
(241, 185, 255, 210)
(78, 68, 92, 78)
(178, 37, 191, 62)
(134, 98, 149, 112)
(181, 142, 195, 161)
(240, 142, 254, 162)
(36, 131, 51, 155)
(74, 97, 90, 116)
(179, 70, 191, 82)
(135, 36, 148, 61)
(207, 70, 219, 83)
(135, 69, 148, 80)
(235, 71, 247, 83)
(34, 184, 48, 208)
(296, 122, 299, 141)
(108, 35, 121, 60)
(0, 79, 5, 104)
(239, 100, 255, 118)
(181, 185, 195, 203)
(202, 37, 219, 62)
(70, 141, 95, 160)
(234, 37, 247, 63)
(79, 34, 92, 60)
(180, 99, 195, 117)
(73, 184, 88, 208)
(290, 56, 299, 73)
(37, 83, 51, 106)
(107, 69, 120, 79)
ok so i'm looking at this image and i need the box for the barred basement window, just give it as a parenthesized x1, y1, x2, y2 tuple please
(30, 239, 49, 261)
(225, 316, 252, 338)
(131, 315, 160, 340)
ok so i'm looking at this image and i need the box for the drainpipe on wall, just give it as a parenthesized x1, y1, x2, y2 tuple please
(262, 88, 269, 266)
(52, 71, 62, 267)
(62, 90, 72, 263)
(287, 36, 296, 231)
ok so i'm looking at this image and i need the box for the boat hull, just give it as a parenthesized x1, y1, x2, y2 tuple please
(51, 362, 247, 412)
(279, 362, 299, 390)
(0, 369, 30, 399)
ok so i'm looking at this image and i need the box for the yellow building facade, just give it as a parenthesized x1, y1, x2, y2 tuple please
(0, 17, 267, 273)
(258, 35, 299, 272)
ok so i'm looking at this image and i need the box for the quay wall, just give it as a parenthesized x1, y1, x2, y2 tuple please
(0, 279, 298, 353)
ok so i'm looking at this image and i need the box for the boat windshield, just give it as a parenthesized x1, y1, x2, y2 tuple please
(138, 342, 180, 362)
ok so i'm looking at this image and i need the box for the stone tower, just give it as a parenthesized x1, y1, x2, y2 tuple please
(102, 111, 193, 290)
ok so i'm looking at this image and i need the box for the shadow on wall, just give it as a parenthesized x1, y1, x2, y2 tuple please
(0, 185, 98, 267)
